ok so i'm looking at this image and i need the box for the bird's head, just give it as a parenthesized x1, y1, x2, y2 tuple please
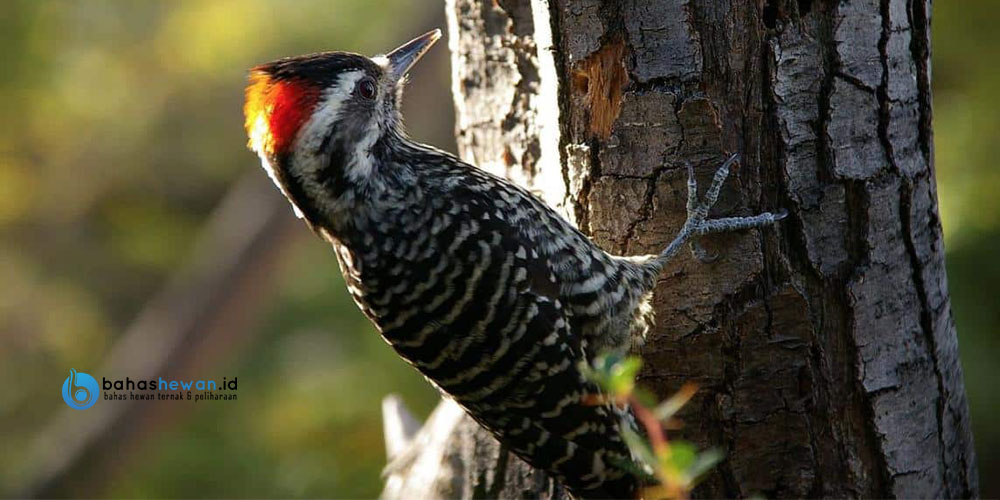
(243, 30, 440, 224)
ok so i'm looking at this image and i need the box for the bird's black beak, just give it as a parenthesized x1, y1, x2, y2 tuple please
(385, 29, 441, 83)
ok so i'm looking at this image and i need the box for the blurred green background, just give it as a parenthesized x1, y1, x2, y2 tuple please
(0, 1, 996, 498)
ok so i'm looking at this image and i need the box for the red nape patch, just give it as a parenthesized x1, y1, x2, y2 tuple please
(244, 71, 321, 156)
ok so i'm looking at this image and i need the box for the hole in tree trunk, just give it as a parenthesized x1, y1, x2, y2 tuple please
(763, 0, 779, 29)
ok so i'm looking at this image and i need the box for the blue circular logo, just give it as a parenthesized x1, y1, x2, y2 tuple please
(62, 369, 99, 410)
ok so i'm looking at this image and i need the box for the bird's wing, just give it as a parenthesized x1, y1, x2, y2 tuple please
(435, 201, 639, 496)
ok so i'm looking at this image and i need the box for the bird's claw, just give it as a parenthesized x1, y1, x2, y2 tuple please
(656, 153, 786, 265)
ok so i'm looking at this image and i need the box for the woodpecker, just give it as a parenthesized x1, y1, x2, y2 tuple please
(245, 30, 784, 499)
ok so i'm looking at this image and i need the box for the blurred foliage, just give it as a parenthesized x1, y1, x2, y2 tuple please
(0, 0, 446, 498)
(0, 0, 996, 498)
(583, 353, 720, 500)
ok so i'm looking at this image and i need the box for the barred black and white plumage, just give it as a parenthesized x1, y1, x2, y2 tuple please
(244, 30, 783, 499)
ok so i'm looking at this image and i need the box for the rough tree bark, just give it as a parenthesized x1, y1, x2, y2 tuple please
(381, 0, 978, 498)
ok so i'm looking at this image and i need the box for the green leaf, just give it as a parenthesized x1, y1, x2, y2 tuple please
(613, 356, 642, 380)
(664, 441, 697, 472)
(633, 387, 657, 407)
(608, 356, 641, 395)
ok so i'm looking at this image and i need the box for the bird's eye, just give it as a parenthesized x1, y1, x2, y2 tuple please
(357, 78, 377, 100)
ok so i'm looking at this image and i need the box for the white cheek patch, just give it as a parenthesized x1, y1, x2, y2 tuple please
(294, 69, 383, 189)
(251, 72, 363, 220)
(346, 113, 381, 183)
(284, 69, 385, 218)
(295, 69, 366, 162)
(269, 70, 360, 218)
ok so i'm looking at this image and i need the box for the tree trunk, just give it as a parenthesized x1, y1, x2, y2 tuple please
(381, 0, 978, 498)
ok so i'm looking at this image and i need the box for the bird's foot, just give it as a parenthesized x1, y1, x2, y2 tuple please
(657, 153, 786, 265)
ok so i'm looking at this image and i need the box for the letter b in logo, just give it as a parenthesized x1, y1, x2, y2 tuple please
(62, 369, 99, 410)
